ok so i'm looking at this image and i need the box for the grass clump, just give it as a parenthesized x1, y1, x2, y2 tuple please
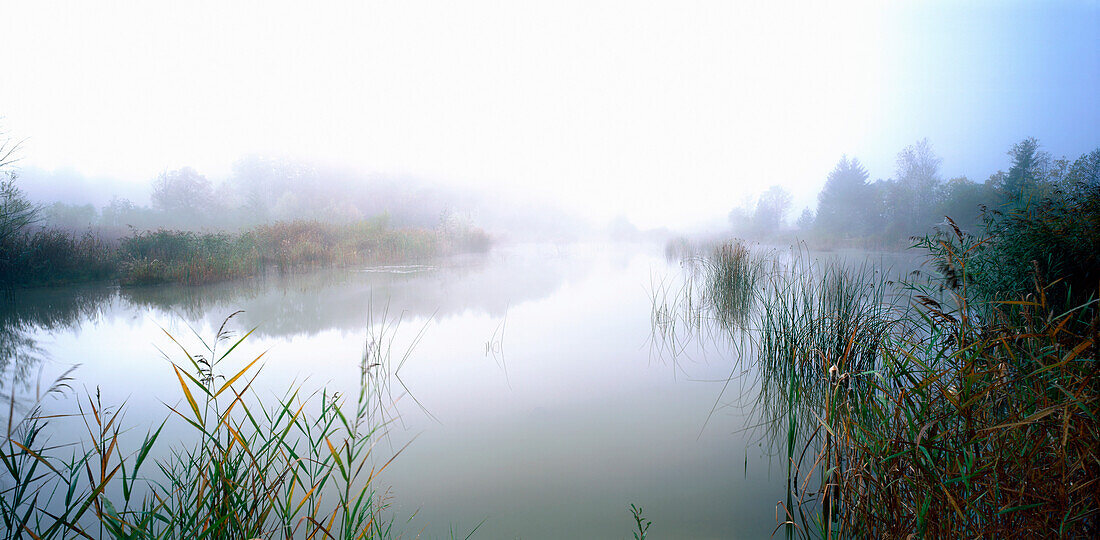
(706, 241, 764, 330)
(764, 225, 1099, 538)
(114, 219, 445, 286)
(649, 240, 764, 361)
(0, 229, 114, 286)
(118, 229, 261, 285)
(1, 311, 403, 539)
(655, 206, 1098, 536)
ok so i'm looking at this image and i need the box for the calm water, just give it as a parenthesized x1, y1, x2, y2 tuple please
(3, 242, 809, 539)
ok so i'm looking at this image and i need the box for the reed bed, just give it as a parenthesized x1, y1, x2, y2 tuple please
(1, 311, 406, 539)
(118, 220, 443, 286)
(706, 241, 764, 331)
(0, 229, 114, 286)
(3, 217, 487, 288)
(652, 222, 1099, 537)
(648, 240, 764, 363)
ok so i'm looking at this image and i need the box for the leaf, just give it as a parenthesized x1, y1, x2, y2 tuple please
(8, 440, 62, 477)
(213, 351, 266, 398)
(325, 438, 347, 479)
(173, 364, 203, 424)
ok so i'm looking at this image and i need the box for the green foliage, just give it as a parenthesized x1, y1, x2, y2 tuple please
(1, 229, 114, 286)
(787, 139, 1098, 249)
(1001, 137, 1051, 202)
(925, 183, 1100, 320)
(934, 176, 998, 233)
(1063, 148, 1100, 188)
(656, 191, 1100, 536)
(118, 229, 260, 285)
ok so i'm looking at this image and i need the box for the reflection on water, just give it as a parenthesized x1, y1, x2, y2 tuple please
(1, 286, 116, 390)
(2, 242, 790, 539)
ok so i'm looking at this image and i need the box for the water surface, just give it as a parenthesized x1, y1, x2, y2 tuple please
(4, 242, 796, 539)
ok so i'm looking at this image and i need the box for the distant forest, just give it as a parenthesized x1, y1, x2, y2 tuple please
(16, 156, 584, 242)
(25, 157, 477, 238)
(730, 138, 1100, 247)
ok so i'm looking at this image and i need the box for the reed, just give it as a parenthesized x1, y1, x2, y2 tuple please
(652, 218, 1098, 537)
(1, 216, 467, 288)
(116, 219, 444, 286)
(705, 241, 764, 331)
(1, 311, 406, 539)
(629, 504, 651, 540)
(765, 227, 1099, 538)
(0, 229, 114, 286)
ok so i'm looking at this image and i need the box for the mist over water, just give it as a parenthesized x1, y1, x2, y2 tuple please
(7, 244, 784, 538)
(2, 1, 1098, 538)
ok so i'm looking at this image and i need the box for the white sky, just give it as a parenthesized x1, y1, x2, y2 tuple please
(2, 1, 1097, 229)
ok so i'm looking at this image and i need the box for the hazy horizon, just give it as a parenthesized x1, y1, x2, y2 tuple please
(3, 0, 1098, 230)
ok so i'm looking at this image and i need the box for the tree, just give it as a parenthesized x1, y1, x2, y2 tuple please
(1064, 148, 1100, 191)
(151, 167, 216, 225)
(1000, 137, 1050, 200)
(815, 155, 874, 237)
(43, 202, 98, 230)
(727, 192, 755, 234)
(796, 207, 815, 231)
(752, 185, 793, 234)
(0, 131, 37, 244)
(935, 176, 998, 233)
(887, 138, 943, 237)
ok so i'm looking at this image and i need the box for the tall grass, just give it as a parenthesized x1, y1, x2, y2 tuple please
(648, 240, 765, 370)
(706, 241, 764, 330)
(753, 252, 898, 443)
(116, 219, 444, 286)
(653, 222, 1099, 537)
(2, 216, 486, 288)
(1, 311, 407, 539)
(650, 240, 763, 341)
(119, 229, 262, 285)
(0, 229, 114, 286)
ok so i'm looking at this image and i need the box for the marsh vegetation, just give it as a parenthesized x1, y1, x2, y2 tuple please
(654, 182, 1100, 537)
(4, 0, 1099, 535)
(4, 132, 1099, 537)
(2, 310, 403, 539)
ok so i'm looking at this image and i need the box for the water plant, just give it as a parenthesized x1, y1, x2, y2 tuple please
(629, 504, 651, 540)
(648, 239, 765, 361)
(1, 212, 485, 289)
(1, 311, 407, 539)
(652, 216, 1099, 537)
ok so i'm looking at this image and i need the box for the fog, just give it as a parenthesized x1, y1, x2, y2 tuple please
(4, 3, 1100, 538)
(16, 158, 589, 241)
(3, 1, 1096, 234)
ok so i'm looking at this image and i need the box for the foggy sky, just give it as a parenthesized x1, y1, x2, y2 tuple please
(2, 0, 1098, 230)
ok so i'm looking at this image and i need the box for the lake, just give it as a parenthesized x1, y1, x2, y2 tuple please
(2, 241, 872, 539)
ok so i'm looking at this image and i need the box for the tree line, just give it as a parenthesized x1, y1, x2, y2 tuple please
(730, 138, 1100, 247)
(30, 157, 474, 239)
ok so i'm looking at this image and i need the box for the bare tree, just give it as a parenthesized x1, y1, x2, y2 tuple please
(0, 127, 39, 243)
